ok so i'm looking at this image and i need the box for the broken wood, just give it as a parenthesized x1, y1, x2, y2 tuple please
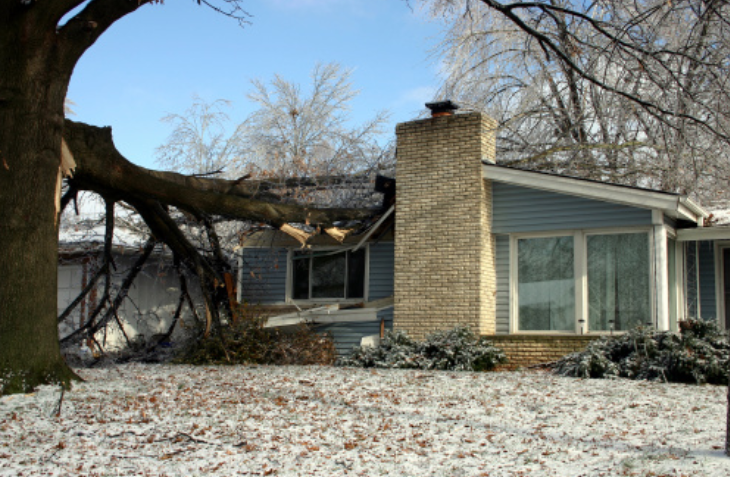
(324, 227, 354, 243)
(279, 224, 316, 246)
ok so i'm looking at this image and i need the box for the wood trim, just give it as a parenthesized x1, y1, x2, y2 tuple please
(653, 225, 670, 330)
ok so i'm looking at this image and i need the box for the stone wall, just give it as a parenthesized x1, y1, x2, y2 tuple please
(488, 335, 598, 369)
(393, 112, 498, 340)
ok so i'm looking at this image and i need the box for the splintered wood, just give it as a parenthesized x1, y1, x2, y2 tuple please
(279, 223, 316, 246)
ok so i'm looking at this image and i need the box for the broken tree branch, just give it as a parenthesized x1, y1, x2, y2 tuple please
(64, 120, 374, 229)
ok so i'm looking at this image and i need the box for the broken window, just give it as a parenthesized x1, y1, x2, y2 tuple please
(291, 249, 366, 300)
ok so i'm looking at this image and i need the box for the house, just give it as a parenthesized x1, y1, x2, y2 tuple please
(239, 102, 730, 367)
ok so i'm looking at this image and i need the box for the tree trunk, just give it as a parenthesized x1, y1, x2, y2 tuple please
(0, 15, 78, 394)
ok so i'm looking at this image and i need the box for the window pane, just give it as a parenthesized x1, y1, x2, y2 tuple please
(347, 249, 366, 299)
(518, 236, 575, 331)
(291, 253, 310, 300)
(587, 233, 650, 331)
(311, 253, 346, 298)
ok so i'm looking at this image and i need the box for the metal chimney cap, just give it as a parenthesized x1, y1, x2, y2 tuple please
(425, 100, 460, 117)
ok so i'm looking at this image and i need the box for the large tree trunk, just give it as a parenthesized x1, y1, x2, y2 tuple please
(0, 11, 79, 394)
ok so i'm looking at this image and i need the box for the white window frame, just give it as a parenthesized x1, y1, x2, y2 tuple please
(509, 227, 655, 335)
(666, 231, 684, 332)
(713, 240, 730, 331)
(285, 245, 370, 304)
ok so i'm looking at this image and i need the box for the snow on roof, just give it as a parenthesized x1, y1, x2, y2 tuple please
(706, 204, 730, 226)
(59, 192, 149, 255)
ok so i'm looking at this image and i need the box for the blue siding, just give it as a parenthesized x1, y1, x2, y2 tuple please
(322, 242, 395, 356)
(495, 235, 510, 334)
(369, 242, 395, 336)
(492, 182, 653, 233)
(238, 248, 288, 304)
(237, 242, 394, 356)
(369, 242, 395, 301)
(698, 241, 717, 320)
(317, 320, 384, 356)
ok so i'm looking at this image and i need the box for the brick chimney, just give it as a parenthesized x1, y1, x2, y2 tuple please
(393, 105, 497, 339)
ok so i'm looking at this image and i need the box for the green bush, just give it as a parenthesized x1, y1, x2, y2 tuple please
(175, 306, 336, 366)
(553, 319, 730, 384)
(339, 325, 507, 371)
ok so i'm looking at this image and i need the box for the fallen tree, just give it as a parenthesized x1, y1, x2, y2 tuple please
(64, 120, 373, 229)
(59, 118, 376, 355)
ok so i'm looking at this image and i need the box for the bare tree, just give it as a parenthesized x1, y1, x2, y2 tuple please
(242, 63, 391, 179)
(153, 63, 394, 210)
(155, 97, 246, 177)
(428, 0, 730, 202)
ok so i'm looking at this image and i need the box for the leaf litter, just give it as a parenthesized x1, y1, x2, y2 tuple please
(0, 364, 727, 476)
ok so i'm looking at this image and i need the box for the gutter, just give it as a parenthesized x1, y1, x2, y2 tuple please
(678, 196, 709, 224)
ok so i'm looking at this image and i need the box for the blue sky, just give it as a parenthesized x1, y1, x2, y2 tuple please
(66, 0, 446, 169)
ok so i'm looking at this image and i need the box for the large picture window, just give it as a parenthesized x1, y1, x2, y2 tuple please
(587, 233, 650, 331)
(517, 236, 575, 331)
(514, 231, 651, 333)
(291, 249, 366, 300)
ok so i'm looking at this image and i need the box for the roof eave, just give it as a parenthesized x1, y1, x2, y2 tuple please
(483, 164, 708, 225)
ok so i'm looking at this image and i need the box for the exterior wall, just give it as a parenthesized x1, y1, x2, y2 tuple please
(316, 241, 395, 355)
(394, 112, 497, 340)
(492, 182, 653, 233)
(58, 264, 85, 330)
(495, 234, 510, 334)
(698, 241, 717, 319)
(238, 248, 288, 304)
(368, 242, 395, 302)
(492, 183, 655, 335)
(489, 335, 597, 369)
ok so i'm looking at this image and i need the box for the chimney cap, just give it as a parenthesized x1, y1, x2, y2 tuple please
(425, 100, 460, 117)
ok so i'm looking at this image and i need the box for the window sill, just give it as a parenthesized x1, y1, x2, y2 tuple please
(288, 299, 367, 307)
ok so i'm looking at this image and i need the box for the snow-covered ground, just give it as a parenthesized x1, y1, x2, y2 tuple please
(1, 364, 728, 476)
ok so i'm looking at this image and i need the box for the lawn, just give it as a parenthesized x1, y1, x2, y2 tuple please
(0, 364, 727, 476)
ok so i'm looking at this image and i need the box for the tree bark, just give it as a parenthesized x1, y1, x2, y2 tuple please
(0, 10, 79, 394)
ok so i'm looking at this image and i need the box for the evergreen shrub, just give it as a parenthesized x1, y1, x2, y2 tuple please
(553, 319, 730, 384)
(339, 325, 507, 371)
